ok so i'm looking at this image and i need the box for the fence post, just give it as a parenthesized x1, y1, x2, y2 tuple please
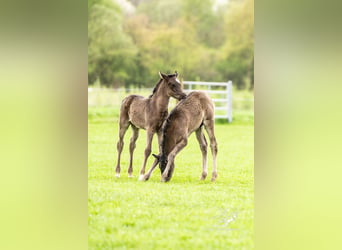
(227, 81, 233, 122)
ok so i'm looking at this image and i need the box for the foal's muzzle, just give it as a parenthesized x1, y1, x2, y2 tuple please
(177, 93, 187, 100)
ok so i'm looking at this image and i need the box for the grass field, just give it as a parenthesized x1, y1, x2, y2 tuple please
(88, 90, 254, 249)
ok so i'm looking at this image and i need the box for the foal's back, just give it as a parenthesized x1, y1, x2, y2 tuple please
(170, 91, 215, 134)
(156, 91, 217, 182)
(120, 94, 149, 129)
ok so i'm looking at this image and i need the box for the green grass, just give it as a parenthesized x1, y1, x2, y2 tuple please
(88, 91, 254, 249)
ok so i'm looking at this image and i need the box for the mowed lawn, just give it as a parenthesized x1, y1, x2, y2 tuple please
(88, 104, 254, 249)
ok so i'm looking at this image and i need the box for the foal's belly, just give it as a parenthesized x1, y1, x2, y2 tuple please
(189, 114, 204, 130)
(129, 112, 146, 129)
(128, 99, 147, 129)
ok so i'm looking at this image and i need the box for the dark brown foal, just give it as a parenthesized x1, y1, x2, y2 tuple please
(115, 71, 186, 180)
(142, 91, 218, 182)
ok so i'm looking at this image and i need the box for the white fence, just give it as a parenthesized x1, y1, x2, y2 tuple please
(88, 80, 233, 122)
(182, 81, 233, 122)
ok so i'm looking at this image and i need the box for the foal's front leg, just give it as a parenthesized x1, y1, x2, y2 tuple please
(141, 131, 163, 181)
(138, 129, 155, 180)
(161, 138, 188, 182)
(141, 157, 159, 181)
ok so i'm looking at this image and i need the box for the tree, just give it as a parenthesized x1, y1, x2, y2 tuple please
(217, 0, 254, 89)
(124, 12, 202, 86)
(181, 0, 226, 48)
(88, 0, 254, 90)
(88, 0, 137, 87)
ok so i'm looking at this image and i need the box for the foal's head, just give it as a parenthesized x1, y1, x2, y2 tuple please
(152, 110, 180, 181)
(159, 71, 186, 100)
(153, 153, 173, 181)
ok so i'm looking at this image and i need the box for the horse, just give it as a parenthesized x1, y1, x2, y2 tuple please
(115, 71, 187, 180)
(142, 91, 218, 182)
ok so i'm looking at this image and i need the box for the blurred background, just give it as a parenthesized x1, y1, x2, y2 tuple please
(88, 0, 254, 91)
(3, 0, 342, 249)
(88, 0, 254, 124)
(88, 2, 254, 249)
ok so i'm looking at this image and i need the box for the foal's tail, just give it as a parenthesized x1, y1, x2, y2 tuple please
(118, 95, 136, 128)
(121, 95, 136, 111)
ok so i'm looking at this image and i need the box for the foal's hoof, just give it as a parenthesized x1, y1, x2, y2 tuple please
(161, 176, 170, 182)
(115, 173, 120, 178)
(200, 172, 207, 180)
(138, 175, 146, 181)
(128, 174, 133, 178)
(211, 173, 218, 181)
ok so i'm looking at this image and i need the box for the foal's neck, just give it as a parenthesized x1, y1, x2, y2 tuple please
(151, 83, 170, 111)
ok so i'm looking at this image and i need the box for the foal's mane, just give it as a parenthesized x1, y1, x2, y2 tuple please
(149, 79, 162, 98)
(161, 106, 178, 155)
(149, 73, 178, 98)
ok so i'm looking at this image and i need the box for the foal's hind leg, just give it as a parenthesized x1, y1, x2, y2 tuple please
(115, 120, 130, 178)
(204, 119, 218, 181)
(127, 125, 139, 177)
(196, 127, 208, 180)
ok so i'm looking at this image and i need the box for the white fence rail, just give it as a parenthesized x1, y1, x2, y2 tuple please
(182, 81, 233, 122)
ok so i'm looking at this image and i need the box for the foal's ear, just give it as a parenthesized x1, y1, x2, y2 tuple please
(152, 153, 160, 161)
(159, 71, 168, 80)
(174, 71, 178, 77)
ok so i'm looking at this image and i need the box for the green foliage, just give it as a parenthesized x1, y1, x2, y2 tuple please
(218, 0, 254, 89)
(88, 0, 137, 87)
(181, 0, 226, 48)
(137, 0, 181, 26)
(88, 0, 254, 89)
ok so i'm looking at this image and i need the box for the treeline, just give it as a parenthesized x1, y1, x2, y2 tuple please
(88, 0, 254, 89)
